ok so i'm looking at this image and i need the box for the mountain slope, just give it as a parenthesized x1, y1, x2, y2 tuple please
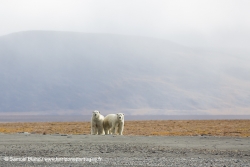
(0, 31, 250, 115)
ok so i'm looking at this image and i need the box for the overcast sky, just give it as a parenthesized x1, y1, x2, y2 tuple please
(1, 0, 250, 49)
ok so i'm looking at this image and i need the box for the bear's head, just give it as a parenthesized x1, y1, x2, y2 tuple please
(92, 110, 101, 119)
(116, 113, 124, 121)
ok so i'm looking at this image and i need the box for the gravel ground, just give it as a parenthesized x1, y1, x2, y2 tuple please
(0, 133, 249, 166)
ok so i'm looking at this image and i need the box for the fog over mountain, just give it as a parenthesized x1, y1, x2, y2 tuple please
(0, 31, 249, 115)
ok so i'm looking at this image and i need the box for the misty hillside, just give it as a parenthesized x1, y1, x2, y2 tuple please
(0, 31, 250, 115)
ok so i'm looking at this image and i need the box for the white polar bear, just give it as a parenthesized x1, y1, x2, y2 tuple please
(91, 110, 104, 135)
(103, 113, 124, 135)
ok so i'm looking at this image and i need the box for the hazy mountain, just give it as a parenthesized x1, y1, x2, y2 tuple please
(0, 31, 249, 115)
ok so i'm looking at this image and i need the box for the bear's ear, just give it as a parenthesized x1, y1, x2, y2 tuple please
(122, 113, 124, 116)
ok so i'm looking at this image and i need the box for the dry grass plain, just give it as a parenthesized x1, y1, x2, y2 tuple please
(0, 120, 249, 137)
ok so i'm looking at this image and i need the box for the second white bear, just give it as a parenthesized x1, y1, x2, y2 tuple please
(91, 110, 104, 135)
(103, 113, 124, 135)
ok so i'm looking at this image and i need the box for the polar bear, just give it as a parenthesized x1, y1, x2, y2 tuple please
(91, 110, 104, 135)
(103, 113, 124, 135)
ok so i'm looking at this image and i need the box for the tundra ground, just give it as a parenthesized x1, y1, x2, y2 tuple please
(0, 120, 249, 137)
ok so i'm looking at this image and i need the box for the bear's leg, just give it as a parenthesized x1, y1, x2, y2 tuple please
(91, 123, 95, 135)
(111, 123, 116, 135)
(98, 124, 104, 135)
(92, 124, 98, 135)
(95, 127, 98, 135)
(91, 124, 93, 135)
(104, 124, 109, 135)
(118, 123, 124, 135)
(115, 127, 118, 134)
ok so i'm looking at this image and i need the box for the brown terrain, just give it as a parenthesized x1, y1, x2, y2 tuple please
(0, 120, 249, 137)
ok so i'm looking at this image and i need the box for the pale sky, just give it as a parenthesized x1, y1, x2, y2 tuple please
(1, 0, 250, 49)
